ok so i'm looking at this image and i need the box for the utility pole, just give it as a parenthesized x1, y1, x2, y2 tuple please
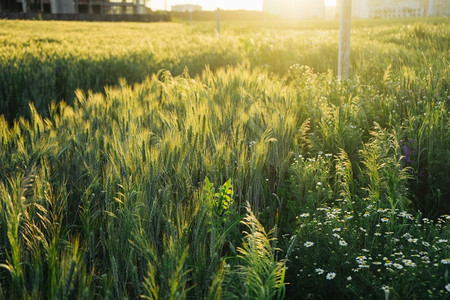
(338, 0, 352, 80)
(22, 0, 27, 13)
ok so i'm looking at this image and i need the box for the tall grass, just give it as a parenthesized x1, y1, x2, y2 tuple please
(1, 18, 448, 123)
(0, 17, 448, 298)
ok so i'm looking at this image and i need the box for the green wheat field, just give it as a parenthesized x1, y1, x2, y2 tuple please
(0, 17, 449, 299)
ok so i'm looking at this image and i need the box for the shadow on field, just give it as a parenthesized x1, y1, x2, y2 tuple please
(0, 49, 241, 123)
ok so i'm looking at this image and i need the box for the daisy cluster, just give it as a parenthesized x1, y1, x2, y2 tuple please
(285, 202, 450, 298)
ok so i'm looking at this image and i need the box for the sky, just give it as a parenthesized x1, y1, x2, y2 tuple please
(150, 0, 336, 11)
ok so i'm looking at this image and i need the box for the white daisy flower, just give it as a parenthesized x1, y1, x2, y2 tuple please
(339, 240, 348, 246)
(402, 259, 416, 267)
(304, 241, 314, 248)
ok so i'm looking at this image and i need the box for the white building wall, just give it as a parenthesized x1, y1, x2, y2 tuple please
(171, 4, 202, 12)
(427, 0, 450, 16)
(340, 0, 429, 19)
(354, 0, 370, 18)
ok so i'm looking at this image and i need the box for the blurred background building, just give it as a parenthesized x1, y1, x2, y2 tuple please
(171, 3, 201, 12)
(0, 0, 148, 14)
(338, 0, 450, 19)
(1, 0, 449, 18)
(426, 0, 450, 16)
(263, 0, 450, 19)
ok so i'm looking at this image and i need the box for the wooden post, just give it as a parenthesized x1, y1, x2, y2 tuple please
(216, 8, 220, 36)
(338, 0, 352, 80)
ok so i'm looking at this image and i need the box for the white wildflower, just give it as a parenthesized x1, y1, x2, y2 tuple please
(304, 241, 314, 248)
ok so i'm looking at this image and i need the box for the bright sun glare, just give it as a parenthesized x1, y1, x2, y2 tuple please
(151, 1, 336, 11)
